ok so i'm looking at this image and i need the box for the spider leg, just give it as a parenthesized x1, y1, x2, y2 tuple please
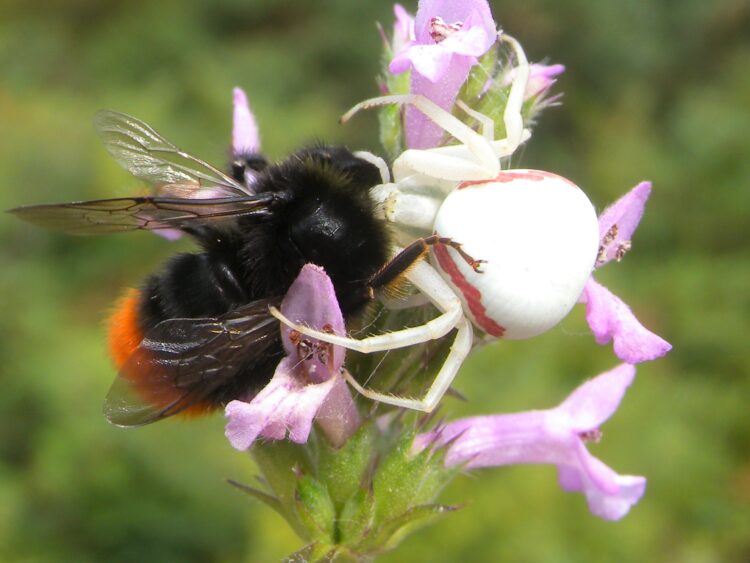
(343, 94, 499, 180)
(498, 33, 530, 157)
(456, 99, 494, 142)
(270, 260, 463, 354)
(353, 150, 391, 183)
(342, 317, 473, 412)
(392, 148, 494, 182)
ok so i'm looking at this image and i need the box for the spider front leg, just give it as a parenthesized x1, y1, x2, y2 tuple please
(271, 260, 473, 412)
(496, 33, 530, 157)
(344, 94, 499, 181)
(341, 33, 532, 184)
(343, 317, 473, 412)
(393, 35, 531, 178)
(269, 246, 470, 354)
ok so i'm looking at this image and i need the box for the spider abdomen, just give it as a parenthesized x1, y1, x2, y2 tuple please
(431, 170, 599, 339)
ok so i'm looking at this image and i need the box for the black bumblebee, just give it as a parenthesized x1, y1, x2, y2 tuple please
(10, 110, 431, 426)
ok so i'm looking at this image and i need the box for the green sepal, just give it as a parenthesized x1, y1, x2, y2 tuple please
(283, 542, 337, 563)
(337, 488, 375, 545)
(252, 440, 315, 540)
(317, 423, 376, 510)
(378, 103, 405, 161)
(294, 475, 336, 543)
(372, 429, 456, 524)
(356, 503, 461, 555)
(460, 47, 499, 102)
(227, 479, 283, 515)
(285, 542, 369, 563)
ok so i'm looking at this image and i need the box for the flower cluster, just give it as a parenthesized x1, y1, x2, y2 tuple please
(222, 0, 671, 558)
(225, 264, 359, 450)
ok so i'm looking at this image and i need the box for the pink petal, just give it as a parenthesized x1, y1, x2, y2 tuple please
(389, 1, 495, 80)
(525, 63, 565, 99)
(232, 87, 260, 157)
(405, 55, 474, 148)
(390, 43, 453, 82)
(597, 181, 651, 266)
(388, 0, 497, 148)
(224, 358, 338, 450)
(559, 450, 647, 521)
(152, 228, 184, 241)
(148, 186, 238, 241)
(414, 365, 647, 520)
(392, 4, 415, 53)
(414, 0, 495, 44)
(313, 374, 360, 448)
(582, 277, 672, 363)
(280, 264, 345, 379)
(556, 363, 636, 431)
(438, 11, 495, 57)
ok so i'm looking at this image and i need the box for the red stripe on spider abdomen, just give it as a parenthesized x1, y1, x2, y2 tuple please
(432, 243, 505, 337)
(458, 170, 577, 190)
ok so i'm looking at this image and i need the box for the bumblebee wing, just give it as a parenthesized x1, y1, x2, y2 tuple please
(104, 297, 283, 427)
(94, 110, 250, 198)
(8, 193, 275, 235)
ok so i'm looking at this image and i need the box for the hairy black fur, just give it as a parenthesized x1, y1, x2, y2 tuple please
(136, 145, 389, 403)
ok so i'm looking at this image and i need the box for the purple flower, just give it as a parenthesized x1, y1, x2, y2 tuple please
(225, 264, 360, 450)
(415, 364, 646, 520)
(500, 63, 565, 102)
(153, 88, 262, 241)
(580, 182, 672, 363)
(390, 4, 415, 55)
(524, 63, 565, 99)
(389, 0, 497, 149)
(232, 86, 260, 158)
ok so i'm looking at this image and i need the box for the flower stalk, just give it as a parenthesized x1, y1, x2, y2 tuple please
(221, 2, 671, 559)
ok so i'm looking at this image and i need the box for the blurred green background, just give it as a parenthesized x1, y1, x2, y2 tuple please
(1, 0, 748, 561)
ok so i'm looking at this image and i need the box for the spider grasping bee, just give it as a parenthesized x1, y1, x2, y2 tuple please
(10, 34, 599, 419)
(272, 34, 601, 412)
(9, 104, 482, 425)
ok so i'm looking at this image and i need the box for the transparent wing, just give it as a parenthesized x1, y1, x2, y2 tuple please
(8, 193, 276, 235)
(104, 297, 283, 427)
(94, 110, 250, 198)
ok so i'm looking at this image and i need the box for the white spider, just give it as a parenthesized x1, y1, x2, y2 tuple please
(271, 35, 600, 412)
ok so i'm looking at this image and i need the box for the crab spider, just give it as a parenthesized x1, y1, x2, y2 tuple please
(272, 34, 601, 412)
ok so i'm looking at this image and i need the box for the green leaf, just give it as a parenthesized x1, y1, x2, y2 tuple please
(378, 68, 409, 158)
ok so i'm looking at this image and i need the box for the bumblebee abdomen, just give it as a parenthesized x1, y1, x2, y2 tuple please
(106, 249, 282, 417)
(108, 288, 143, 370)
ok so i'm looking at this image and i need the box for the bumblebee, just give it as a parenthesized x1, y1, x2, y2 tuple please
(10, 111, 407, 425)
